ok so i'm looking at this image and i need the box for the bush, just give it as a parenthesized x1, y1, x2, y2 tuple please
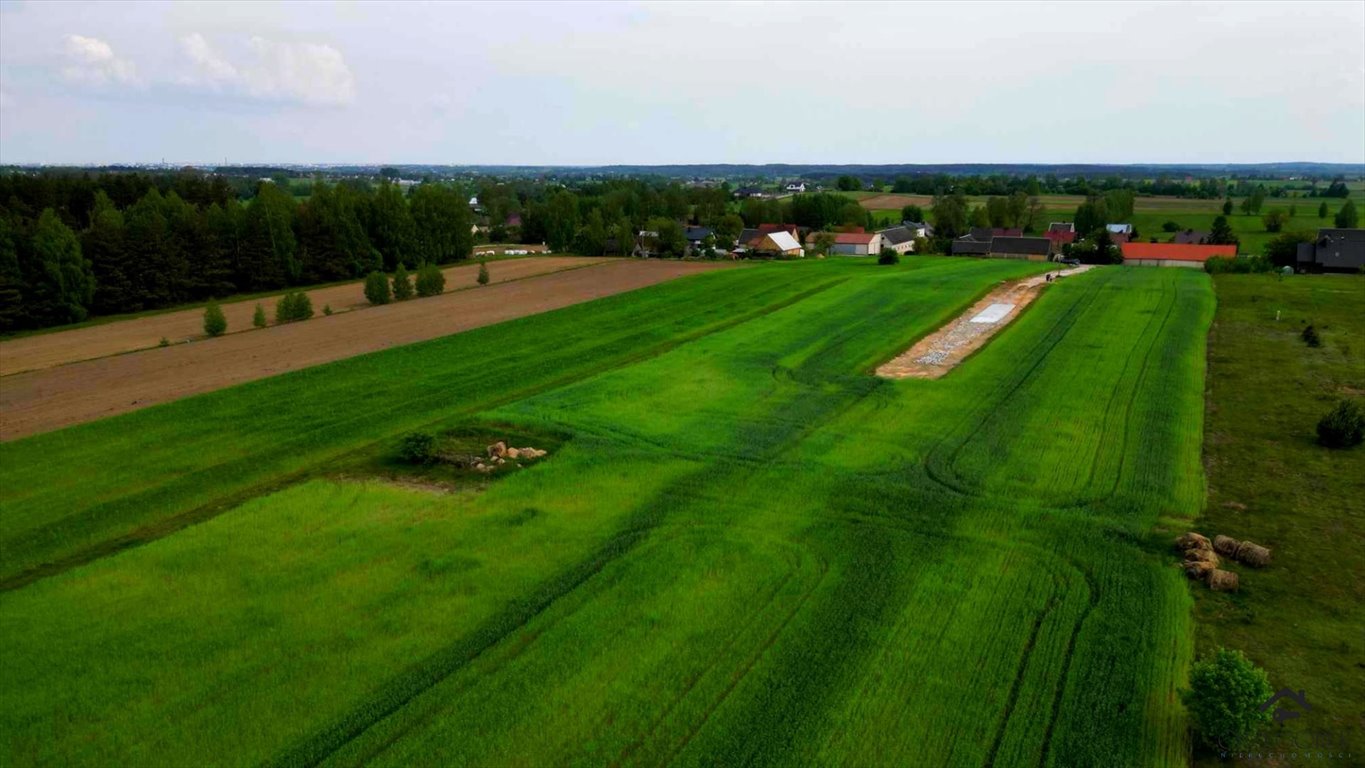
(275, 292, 313, 323)
(1181, 648, 1272, 751)
(203, 301, 226, 337)
(1301, 324, 1321, 348)
(364, 271, 392, 305)
(1205, 256, 1272, 274)
(252, 303, 267, 328)
(1162, 220, 1180, 232)
(398, 432, 437, 464)
(878, 247, 900, 265)
(323, 304, 333, 316)
(415, 263, 446, 297)
(477, 260, 490, 286)
(1317, 399, 1364, 449)
(392, 263, 414, 300)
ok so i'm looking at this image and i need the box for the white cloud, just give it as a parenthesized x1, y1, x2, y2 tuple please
(178, 34, 355, 107)
(61, 34, 139, 86)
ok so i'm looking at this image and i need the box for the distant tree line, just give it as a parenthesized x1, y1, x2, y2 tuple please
(0, 172, 472, 331)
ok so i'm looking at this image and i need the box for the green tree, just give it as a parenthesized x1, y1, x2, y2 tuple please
(1181, 648, 1272, 751)
(1208, 215, 1239, 247)
(810, 231, 836, 257)
(203, 301, 227, 337)
(0, 218, 25, 332)
(542, 191, 581, 252)
(410, 183, 472, 264)
(1261, 208, 1289, 233)
(1333, 199, 1358, 228)
(1263, 230, 1314, 269)
(878, 247, 900, 265)
(415, 263, 445, 297)
(296, 183, 379, 282)
(252, 303, 267, 328)
(1073, 198, 1109, 236)
(365, 181, 417, 270)
(1317, 399, 1364, 448)
(614, 217, 635, 256)
(647, 218, 687, 257)
(240, 183, 299, 290)
(23, 209, 95, 324)
(477, 259, 490, 285)
(1318, 201, 1329, 219)
(275, 291, 313, 323)
(968, 206, 989, 228)
(900, 204, 925, 223)
(363, 270, 392, 305)
(714, 213, 744, 248)
(1222, 199, 1233, 216)
(83, 191, 136, 314)
(392, 263, 414, 300)
(835, 175, 861, 191)
(573, 208, 608, 256)
(930, 192, 970, 239)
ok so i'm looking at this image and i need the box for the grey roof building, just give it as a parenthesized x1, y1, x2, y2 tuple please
(951, 237, 992, 256)
(1173, 230, 1209, 245)
(1296, 229, 1365, 272)
(990, 236, 1052, 258)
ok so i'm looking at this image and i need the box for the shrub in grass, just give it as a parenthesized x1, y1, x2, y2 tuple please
(477, 259, 490, 286)
(323, 304, 333, 316)
(252, 303, 267, 328)
(1317, 399, 1364, 449)
(203, 301, 227, 337)
(364, 271, 392, 305)
(878, 248, 900, 265)
(1181, 647, 1272, 751)
(416, 263, 445, 297)
(275, 292, 314, 324)
(158, 337, 169, 347)
(1300, 324, 1321, 348)
(392, 263, 414, 300)
(398, 432, 437, 464)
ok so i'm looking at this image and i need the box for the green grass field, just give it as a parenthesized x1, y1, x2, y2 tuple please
(2, 258, 1218, 765)
(1194, 274, 1365, 762)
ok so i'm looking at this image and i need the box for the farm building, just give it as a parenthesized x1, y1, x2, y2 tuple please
(784, 182, 807, 193)
(989, 236, 1052, 260)
(752, 231, 803, 257)
(1043, 229, 1076, 251)
(1048, 222, 1075, 234)
(1296, 228, 1365, 272)
(951, 236, 992, 256)
(877, 225, 918, 254)
(1173, 229, 1209, 245)
(1120, 242, 1235, 268)
(685, 226, 714, 254)
(828, 232, 882, 256)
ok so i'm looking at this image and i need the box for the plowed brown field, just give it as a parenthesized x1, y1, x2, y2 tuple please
(0, 259, 726, 440)
(0, 257, 607, 377)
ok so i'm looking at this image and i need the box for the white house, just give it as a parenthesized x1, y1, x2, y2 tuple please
(785, 182, 806, 193)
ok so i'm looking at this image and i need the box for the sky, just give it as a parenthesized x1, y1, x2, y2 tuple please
(1, 0, 1362, 166)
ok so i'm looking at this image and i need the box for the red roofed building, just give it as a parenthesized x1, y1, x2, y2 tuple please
(821, 231, 883, 256)
(1043, 229, 1076, 252)
(1121, 242, 1236, 268)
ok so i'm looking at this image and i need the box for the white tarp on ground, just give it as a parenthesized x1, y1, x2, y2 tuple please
(970, 303, 1015, 324)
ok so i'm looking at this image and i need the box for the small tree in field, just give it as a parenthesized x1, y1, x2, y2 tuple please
(1222, 199, 1233, 216)
(477, 259, 490, 286)
(1181, 648, 1272, 752)
(275, 292, 313, 323)
(1334, 199, 1358, 229)
(415, 263, 445, 297)
(203, 301, 227, 337)
(398, 432, 437, 464)
(364, 271, 392, 305)
(1317, 399, 1364, 448)
(252, 303, 267, 328)
(392, 263, 414, 300)
(878, 247, 900, 265)
(1318, 201, 1329, 219)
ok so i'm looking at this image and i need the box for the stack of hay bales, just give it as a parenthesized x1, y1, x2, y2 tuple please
(1174, 532, 1236, 591)
(1214, 534, 1273, 568)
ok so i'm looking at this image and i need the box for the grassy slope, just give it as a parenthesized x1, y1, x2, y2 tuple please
(1195, 274, 1365, 760)
(0, 261, 1214, 767)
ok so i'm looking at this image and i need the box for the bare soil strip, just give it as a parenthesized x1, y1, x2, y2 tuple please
(0, 256, 607, 377)
(876, 265, 1093, 379)
(0, 260, 725, 441)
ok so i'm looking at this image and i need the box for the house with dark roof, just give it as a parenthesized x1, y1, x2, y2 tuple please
(1173, 229, 1209, 245)
(1121, 242, 1236, 268)
(1296, 228, 1365, 272)
(684, 226, 714, 255)
(989, 237, 1051, 260)
(951, 236, 992, 256)
(877, 225, 918, 254)
(1048, 222, 1075, 234)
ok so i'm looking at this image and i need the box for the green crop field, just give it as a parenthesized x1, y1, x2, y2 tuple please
(1, 258, 1218, 766)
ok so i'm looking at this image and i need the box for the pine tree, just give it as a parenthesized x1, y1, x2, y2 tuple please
(23, 209, 95, 325)
(392, 263, 414, 300)
(252, 303, 267, 328)
(1334, 199, 1358, 229)
(364, 270, 392, 305)
(203, 300, 227, 337)
(415, 263, 445, 297)
(1318, 201, 1329, 219)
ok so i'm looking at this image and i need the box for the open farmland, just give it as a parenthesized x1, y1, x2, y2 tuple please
(1, 259, 1214, 766)
(0, 259, 722, 440)
(0, 256, 606, 377)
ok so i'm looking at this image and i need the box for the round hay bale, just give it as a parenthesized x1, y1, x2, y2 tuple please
(1175, 532, 1212, 552)
(1235, 542, 1272, 568)
(1185, 548, 1219, 566)
(1207, 569, 1239, 592)
(1183, 560, 1215, 580)
(1213, 535, 1242, 558)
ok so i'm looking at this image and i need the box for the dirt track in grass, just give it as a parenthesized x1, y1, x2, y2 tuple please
(0, 257, 608, 378)
(0, 259, 726, 441)
(876, 264, 1094, 379)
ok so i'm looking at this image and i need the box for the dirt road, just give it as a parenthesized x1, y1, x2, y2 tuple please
(0, 257, 607, 377)
(0, 259, 725, 440)
(876, 265, 1094, 379)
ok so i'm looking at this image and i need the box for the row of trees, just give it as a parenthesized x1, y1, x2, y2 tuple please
(0, 177, 473, 331)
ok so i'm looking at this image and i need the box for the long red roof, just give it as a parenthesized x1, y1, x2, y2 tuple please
(1121, 242, 1236, 262)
